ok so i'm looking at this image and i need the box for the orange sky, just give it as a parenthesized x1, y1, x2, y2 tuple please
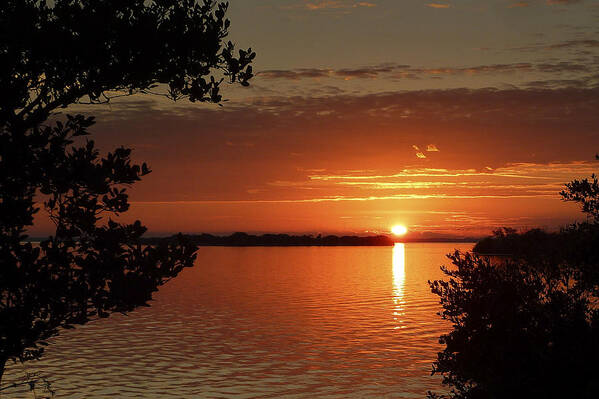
(31, 0, 599, 237)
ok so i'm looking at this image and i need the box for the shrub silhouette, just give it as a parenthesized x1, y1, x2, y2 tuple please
(428, 163, 599, 399)
(0, 0, 255, 387)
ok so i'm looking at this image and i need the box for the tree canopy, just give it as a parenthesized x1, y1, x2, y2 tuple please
(428, 165, 599, 399)
(0, 0, 255, 389)
(2, 0, 254, 129)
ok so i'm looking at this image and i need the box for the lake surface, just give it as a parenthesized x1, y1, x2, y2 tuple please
(5, 243, 473, 398)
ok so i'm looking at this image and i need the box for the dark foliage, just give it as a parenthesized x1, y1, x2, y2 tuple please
(428, 166, 599, 398)
(473, 227, 562, 258)
(1, 0, 255, 129)
(142, 232, 396, 247)
(560, 161, 599, 221)
(0, 0, 254, 385)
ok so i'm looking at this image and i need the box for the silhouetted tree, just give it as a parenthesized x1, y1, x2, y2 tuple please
(560, 157, 599, 221)
(428, 166, 599, 399)
(0, 0, 254, 386)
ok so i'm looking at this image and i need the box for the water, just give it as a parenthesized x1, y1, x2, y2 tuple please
(4, 243, 473, 398)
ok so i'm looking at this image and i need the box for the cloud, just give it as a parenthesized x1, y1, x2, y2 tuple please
(334, 65, 397, 79)
(55, 86, 599, 235)
(508, 1, 530, 7)
(547, 39, 599, 49)
(258, 68, 332, 80)
(427, 144, 440, 152)
(294, 1, 376, 11)
(130, 193, 562, 205)
(535, 62, 589, 73)
(413, 145, 427, 158)
(511, 39, 599, 53)
(225, 140, 254, 147)
(524, 78, 594, 89)
(546, 0, 582, 5)
(309, 162, 599, 182)
(398, 62, 592, 77)
(258, 64, 407, 80)
(257, 61, 594, 83)
(133, 161, 595, 208)
(426, 3, 451, 8)
(507, 0, 582, 7)
(80, 86, 599, 211)
(288, 161, 597, 202)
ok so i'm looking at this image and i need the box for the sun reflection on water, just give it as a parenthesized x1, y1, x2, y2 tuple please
(392, 243, 406, 329)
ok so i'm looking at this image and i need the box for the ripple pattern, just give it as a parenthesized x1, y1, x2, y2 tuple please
(3, 243, 473, 398)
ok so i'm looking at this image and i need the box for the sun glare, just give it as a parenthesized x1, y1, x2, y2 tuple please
(391, 225, 408, 236)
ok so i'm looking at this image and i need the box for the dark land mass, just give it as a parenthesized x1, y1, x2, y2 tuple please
(139, 232, 477, 247)
(473, 228, 557, 256)
(473, 226, 599, 264)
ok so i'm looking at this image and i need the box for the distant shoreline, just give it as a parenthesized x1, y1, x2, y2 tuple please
(25, 233, 479, 246)
(139, 232, 478, 247)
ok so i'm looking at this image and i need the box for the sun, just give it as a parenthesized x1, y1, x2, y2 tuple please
(391, 225, 408, 236)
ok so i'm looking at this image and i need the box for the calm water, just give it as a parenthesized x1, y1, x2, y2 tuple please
(5, 243, 473, 398)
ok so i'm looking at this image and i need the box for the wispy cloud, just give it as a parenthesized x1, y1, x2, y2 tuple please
(413, 145, 428, 158)
(257, 60, 594, 84)
(85, 86, 599, 220)
(508, 1, 530, 7)
(225, 161, 595, 204)
(510, 39, 599, 54)
(507, 0, 582, 7)
(131, 193, 558, 205)
(546, 0, 582, 5)
(546, 39, 599, 49)
(426, 3, 451, 8)
(309, 162, 599, 181)
(258, 69, 331, 80)
(287, 0, 377, 11)
(258, 64, 404, 80)
(124, 161, 597, 209)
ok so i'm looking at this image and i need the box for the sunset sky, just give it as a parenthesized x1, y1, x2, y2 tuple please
(35, 0, 599, 237)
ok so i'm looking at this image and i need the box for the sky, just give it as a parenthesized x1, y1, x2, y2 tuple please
(34, 0, 599, 237)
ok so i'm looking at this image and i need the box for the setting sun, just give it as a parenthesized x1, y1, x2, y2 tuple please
(391, 225, 408, 236)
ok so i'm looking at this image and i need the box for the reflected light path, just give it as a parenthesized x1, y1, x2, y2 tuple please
(392, 242, 406, 329)
(3, 244, 471, 398)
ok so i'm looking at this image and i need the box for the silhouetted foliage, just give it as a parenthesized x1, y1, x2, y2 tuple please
(473, 227, 560, 257)
(560, 159, 599, 221)
(1, 0, 255, 130)
(142, 232, 395, 246)
(0, 0, 254, 385)
(428, 168, 599, 398)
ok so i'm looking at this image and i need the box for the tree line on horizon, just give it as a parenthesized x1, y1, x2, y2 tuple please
(142, 232, 396, 246)
(140, 231, 481, 246)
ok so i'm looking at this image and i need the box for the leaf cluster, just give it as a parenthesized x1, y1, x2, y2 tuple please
(428, 174, 599, 398)
(1, 0, 254, 385)
(1, 115, 197, 369)
(1, 0, 255, 129)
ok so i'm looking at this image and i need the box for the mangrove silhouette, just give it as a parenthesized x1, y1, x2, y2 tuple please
(428, 168, 599, 399)
(474, 226, 599, 263)
(141, 232, 479, 247)
(142, 232, 395, 246)
(0, 0, 254, 391)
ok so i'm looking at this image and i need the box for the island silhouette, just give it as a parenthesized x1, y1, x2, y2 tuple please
(140, 232, 478, 247)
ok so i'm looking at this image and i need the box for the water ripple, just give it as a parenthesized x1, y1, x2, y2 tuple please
(4, 243, 472, 398)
